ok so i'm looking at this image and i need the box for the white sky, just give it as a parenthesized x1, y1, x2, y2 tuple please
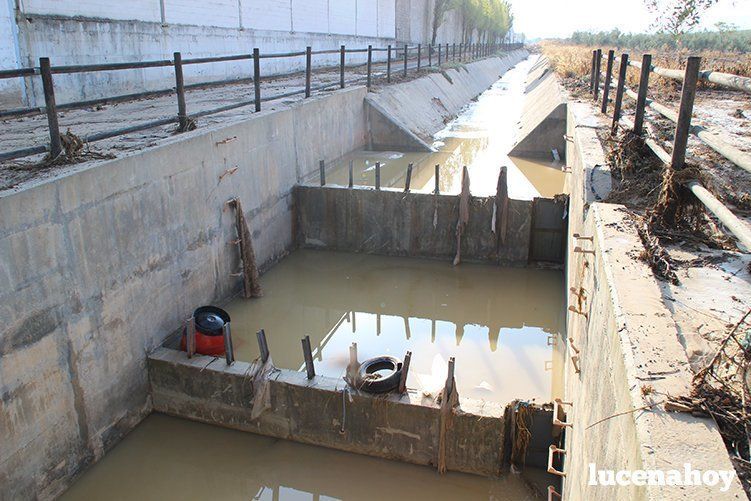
(512, 0, 751, 39)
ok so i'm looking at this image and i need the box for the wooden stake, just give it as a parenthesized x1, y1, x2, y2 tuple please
(302, 335, 315, 379)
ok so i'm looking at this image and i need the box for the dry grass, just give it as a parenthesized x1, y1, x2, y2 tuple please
(538, 40, 751, 100)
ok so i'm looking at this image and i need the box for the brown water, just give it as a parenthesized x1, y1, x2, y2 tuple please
(319, 55, 566, 200)
(223, 250, 565, 404)
(61, 414, 541, 500)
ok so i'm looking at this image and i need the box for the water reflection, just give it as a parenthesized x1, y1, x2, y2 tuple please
(320, 55, 566, 200)
(62, 414, 539, 500)
(224, 250, 565, 403)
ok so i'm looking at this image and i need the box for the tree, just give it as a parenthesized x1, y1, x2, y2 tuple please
(431, 0, 458, 45)
(643, 0, 744, 35)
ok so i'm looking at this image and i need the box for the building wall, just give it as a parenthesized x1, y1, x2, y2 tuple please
(4, 0, 438, 107)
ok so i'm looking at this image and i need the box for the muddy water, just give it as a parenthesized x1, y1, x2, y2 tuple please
(224, 250, 565, 404)
(61, 414, 541, 500)
(321, 55, 565, 199)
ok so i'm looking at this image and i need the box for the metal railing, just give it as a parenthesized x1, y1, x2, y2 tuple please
(0, 41, 522, 162)
(588, 49, 751, 251)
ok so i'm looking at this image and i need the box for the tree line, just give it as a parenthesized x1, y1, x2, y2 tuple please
(568, 28, 751, 53)
(431, 0, 513, 46)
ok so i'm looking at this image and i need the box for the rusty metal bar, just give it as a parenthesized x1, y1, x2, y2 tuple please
(302, 335, 315, 379)
(39, 57, 62, 158)
(305, 46, 312, 98)
(403, 44, 408, 76)
(340, 45, 345, 89)
(671, 56, 701, 170)
(398, 351, 412, 393)
(367, 45, 373, 89)
(387, 45, 392, 83)
(173, 52, 189, 132)
(404, 163, 413, 192)
(257, 329, 270, 363)
(253, 48, 261, 112)
(593, 49, 602, 100)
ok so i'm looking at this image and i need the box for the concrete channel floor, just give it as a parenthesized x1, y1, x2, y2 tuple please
(0, 55, 467, 191)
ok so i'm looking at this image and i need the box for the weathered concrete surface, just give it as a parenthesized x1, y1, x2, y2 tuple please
(562, 104, 745, 499)
(366, 50, 528, 150)
(294, 185, 534, 266)
(0, 86, 367, 499)
(509, 57, 567, 160)
(148, 347, 507, 477)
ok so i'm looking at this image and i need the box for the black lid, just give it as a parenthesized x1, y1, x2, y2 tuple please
(193, 306, 230, 336)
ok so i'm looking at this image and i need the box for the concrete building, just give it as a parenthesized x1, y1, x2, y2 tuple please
(0, 0, 467, 107)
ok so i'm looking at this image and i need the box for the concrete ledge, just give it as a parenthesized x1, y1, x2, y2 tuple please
(294, 185, 533, 265)
(510, 57, 567, 160)
(148, 347, 507, 476)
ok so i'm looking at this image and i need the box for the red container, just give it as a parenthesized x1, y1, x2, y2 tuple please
(181, 306, 229, 356)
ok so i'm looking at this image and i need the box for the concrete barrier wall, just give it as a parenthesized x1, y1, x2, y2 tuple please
(562, 103, 745, 499)
(148, 347, 507, 476)
(294, 185, 533, 266)
(509, 57, 567, 160)
(0, 86, 367, 499)
(366, 49, 528, 149)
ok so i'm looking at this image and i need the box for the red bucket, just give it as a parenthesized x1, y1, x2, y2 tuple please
(180, 306, 230, 356)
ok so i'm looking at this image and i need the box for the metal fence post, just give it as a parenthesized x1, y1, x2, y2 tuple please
(428, 44, 432, 66)
(403, 44, 408, 77)
(459, 42, 463, 61)
(417, 43, 421, 70)
(340, 45, 346, 89)
(671, 56, 701, 170)
(39, 57, 62, 158)
(305, 46, 312, 98)
(611, 53, 629, 133)
(438, 43, 442, 65)
(375, 161, 381, 189)
(367, 45, 373, 89)
(319, 159, 326, 186)
(593, 49, 602, 100)
(387, 45, 392, 83)
(601, 49, 615, 113)
(173, 52, 188, 131)
(589, 50, 597, 92)
(633, 54, 652, 136)
(445, 43, 449, 62)
(452, 42, 456, 61)
(253, 48, 261, 112)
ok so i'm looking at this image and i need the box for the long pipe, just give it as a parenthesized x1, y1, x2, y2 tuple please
(619, 115, 751, 251)
(621, 57, 751, 94)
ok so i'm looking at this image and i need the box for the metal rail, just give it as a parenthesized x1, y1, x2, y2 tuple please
(0, 41, 523, 162)
(623, 57, 751, 94)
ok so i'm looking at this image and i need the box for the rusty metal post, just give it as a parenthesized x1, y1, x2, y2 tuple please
(253, 48, 261, 112)
(445, 43, 449, 62)
(593, 49, 602, 100)
(302, 335, 315, 379)
(375, 161, 381, 190)
(611, 53, 629, 133)
(348, 159, 354, 188)
(367, 45, 373, 89)
(403, 44, 408, 76)
(417, 43, 421, 70)
(671, 56, 701, 170)
(633, 54, 652, 136)
(452, 42, 456, 61)
(404, 162, 413, 192)
(256, 329, 270, 363)
(434, 164, 440, 194)
(601, 50, 615, 113)
(387, 45, 392, 83)
(39, 57, 62, 158)
(222, 322, 234, 365)
(438, 43, 442, 65)
(428, 44, 432, 66)
(319, 159, 326, 186)
(173, 52, 188, 131)
(305, 46, 312, 97)
(340, 45, 345, 89)
(398, 351, 412, 393)
(185, 316, 196, 358)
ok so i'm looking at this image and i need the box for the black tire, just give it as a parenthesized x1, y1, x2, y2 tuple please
(356, 356, 403, 394)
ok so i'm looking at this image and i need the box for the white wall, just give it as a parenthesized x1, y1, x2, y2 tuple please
(0, 0, 22, 106)
(20, 0, 162, 22)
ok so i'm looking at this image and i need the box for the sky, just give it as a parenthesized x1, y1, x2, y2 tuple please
(512, 0, 751, 39)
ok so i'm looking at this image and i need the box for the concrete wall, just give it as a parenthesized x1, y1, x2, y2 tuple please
(0, 0, 22, 107)
(367, 49, 528, 148)
(562, 99, 746, 499)
(148, 347, 508, 476)
(509, 57, 567, 160)
(294, 185, 534, 266)
(0, 86, 368, 499)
